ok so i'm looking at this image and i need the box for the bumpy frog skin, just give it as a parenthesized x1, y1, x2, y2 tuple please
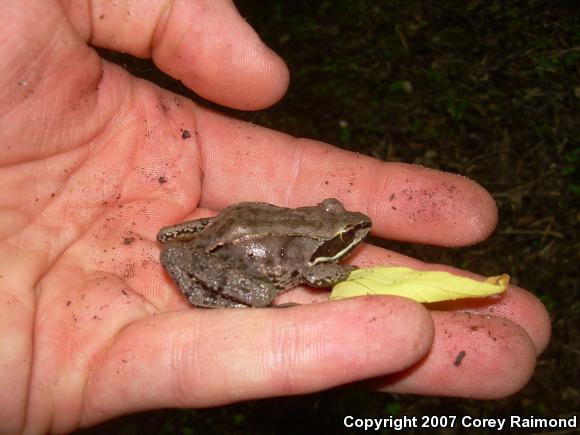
(157, 198, 371, 308)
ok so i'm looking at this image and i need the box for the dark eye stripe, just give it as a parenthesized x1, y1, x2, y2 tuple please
(309, 225, 368, 263)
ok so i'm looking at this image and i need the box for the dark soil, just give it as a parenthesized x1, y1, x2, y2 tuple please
(83, 1, 579, 433)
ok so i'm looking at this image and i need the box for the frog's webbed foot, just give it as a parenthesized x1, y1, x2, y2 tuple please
(300, 263, 356, 287)
(157, 217, 214, 243)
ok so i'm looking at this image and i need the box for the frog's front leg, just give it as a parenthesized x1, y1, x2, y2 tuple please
(157, 217, 213, 243)
(300, 263, 356, 287)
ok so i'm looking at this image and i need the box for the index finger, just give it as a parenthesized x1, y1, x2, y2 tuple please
(193, 107, 498, 247)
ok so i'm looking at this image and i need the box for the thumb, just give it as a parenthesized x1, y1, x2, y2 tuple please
(88, 0, 289, 110)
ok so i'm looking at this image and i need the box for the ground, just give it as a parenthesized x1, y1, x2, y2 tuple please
(81, 1, 579, 433)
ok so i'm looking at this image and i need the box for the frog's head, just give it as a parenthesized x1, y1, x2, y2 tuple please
(308, 198, 371, 265)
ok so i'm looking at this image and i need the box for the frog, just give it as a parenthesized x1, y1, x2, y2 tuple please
(157, 198, 371, 308)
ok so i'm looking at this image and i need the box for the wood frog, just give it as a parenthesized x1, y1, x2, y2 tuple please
(157, 198, 371, 308)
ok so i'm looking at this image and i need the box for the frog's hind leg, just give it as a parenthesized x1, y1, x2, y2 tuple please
(172, 249, 279, 308)
(184, 282, 249, 308)
(160, 252, 246, 308)
(218, 269, 279, 308)
(157, 217, 213, 243)
(178, 274, 247, 308)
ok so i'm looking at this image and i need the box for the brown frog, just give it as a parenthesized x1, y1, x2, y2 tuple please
(157, 198, 371, 308)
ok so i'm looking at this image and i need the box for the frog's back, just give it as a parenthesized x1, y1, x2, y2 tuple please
(200, 201, 350, 250)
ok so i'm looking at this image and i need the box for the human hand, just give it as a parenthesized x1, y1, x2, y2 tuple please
(0, 1, 550, 433)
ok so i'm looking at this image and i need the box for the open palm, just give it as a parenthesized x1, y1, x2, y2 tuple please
(1, 1, 550, 433)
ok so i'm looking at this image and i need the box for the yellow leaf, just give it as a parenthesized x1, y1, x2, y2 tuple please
(330, 266, 509, 303)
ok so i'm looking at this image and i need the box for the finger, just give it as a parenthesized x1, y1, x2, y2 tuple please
(85, 0, 288, 109)
(428, 285, 551, 355)
(193, 108, 497, 247)
(375, 311, 538, 399)
(82, 297, 433, 425)
(362, 246, 551, 355)
(275, 243, 550, 355)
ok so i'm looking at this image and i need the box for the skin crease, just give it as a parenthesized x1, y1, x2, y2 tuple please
(0, 0, 550, 433)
